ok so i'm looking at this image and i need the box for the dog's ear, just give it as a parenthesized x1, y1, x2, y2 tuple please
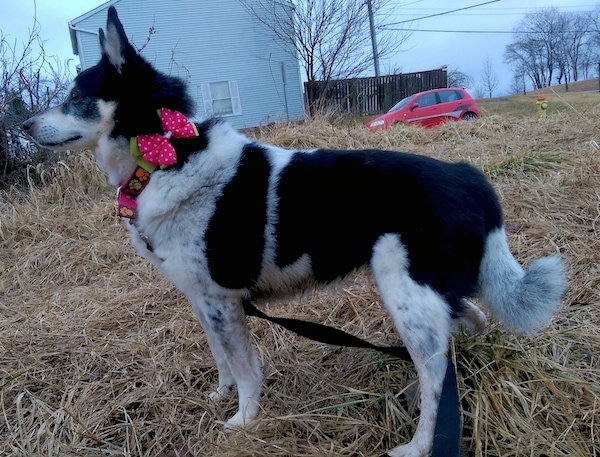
(99, 6, 132, 74)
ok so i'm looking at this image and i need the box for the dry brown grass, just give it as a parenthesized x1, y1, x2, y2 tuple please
(1, 110, 599, 457)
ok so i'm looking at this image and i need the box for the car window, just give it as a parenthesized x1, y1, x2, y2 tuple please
(388, 95, 412, 113)
(439, 90, 463, 103)
(415, 93, 437, 108)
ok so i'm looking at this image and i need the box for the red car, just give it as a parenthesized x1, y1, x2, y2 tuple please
(365, 87, 480, 130)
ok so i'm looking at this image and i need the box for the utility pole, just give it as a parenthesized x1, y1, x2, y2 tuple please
(366, 0, 380, 77)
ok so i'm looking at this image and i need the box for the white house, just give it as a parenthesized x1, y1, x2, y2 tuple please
(68, 0, 304, 129)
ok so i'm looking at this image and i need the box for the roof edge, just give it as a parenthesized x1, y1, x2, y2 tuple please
(68, 0, 121, 55)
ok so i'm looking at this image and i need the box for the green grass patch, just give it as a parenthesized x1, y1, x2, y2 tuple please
(485, 150, 569, 177)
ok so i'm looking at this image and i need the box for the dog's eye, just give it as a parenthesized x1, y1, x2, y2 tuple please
(70, 93, 82, 104)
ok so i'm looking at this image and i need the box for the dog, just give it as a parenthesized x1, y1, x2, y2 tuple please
(22, 7, 566, 457)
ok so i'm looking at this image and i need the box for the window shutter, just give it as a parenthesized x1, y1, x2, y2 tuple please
(229, 80, 242, 115)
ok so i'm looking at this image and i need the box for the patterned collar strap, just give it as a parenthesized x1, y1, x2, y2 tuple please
(116, 166, 151, 218)
(116, 108, 198, 219)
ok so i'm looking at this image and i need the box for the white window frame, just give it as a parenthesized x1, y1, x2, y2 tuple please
(201, 81, 242, 117)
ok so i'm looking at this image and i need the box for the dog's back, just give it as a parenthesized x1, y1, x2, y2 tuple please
(271, 149, 500, 295)
(204, 142, 502, 306)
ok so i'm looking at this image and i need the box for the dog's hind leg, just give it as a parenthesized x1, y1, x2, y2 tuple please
(189, 291, 263, 428)
(371, 234, 452, 457)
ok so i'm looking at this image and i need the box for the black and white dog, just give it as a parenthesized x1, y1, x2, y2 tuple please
(23, 7, 566, 457)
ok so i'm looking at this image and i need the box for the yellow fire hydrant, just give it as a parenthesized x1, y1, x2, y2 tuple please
(536, 93, 548, 116)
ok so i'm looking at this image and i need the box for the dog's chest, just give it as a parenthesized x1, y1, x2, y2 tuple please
(128, 145, 275, 292)
(125, 168, 224, 276)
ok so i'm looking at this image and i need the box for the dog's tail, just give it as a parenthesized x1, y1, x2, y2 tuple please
(478, 227, 567, 334)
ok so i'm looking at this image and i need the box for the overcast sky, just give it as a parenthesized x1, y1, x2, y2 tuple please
(1, 0, 596, 96)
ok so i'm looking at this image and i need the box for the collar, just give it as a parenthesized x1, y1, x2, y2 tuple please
(116, 107, 198, 219)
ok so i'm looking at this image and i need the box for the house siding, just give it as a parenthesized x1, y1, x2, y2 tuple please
(70, 0, 304, 129)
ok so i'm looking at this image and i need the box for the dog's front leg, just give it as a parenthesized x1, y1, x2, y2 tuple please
(190, 292, 263, 428)
(193, 307, 237, 400)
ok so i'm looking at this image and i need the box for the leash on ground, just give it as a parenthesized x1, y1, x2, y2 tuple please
(243, 299, 462, 457)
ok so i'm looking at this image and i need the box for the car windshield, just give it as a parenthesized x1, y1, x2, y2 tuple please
(388, 95, 412, 113)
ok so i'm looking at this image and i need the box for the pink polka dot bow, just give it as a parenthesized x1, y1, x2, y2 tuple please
(136, 108, 198, 168)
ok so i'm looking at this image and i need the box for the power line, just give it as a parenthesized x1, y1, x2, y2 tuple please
(378, 27, 595, 34)
(379, 28, 513, 33)
(389, 11, 591, 17)
(396, 4, 596, 11)
(382, 0, 501, 27)
(380, 2, 598, 29)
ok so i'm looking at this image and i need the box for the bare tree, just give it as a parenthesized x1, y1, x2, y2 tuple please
(0, 8, 73, 182)
(505, 8, 562, 90)
(480, 56, 499, 98)
(509, 66, 527, 95)
(505, 37, 549, 90)
(240, 0, 409, 82)
(505, 7, 595, 91)
(447, 67, 474, 88)
(563, 12, 591, 84)
(472, 85, 486, 99)
(586, 6, 600, 75)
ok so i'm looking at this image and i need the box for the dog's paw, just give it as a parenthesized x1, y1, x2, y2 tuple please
(385, 443, 427, 457)
(223, 410, 248, 432)
(222, 402, 260, 433)
(453, 299, 488, 334)
(208, 384, 235, 402)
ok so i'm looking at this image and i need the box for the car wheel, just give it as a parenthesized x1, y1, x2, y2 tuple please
(462, 112, 478, 121)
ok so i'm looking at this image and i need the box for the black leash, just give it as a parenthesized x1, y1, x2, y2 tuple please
(432, 358, 462, 457)
(243, 299, 462, 456)
(243, 299, 411, 361)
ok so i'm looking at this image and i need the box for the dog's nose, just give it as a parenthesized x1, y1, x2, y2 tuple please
(22, 118, 35, 131)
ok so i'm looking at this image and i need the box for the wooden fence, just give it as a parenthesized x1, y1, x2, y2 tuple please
(304, 68, 448, 116)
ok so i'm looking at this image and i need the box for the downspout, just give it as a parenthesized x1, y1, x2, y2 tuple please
(68, 23, 100, 70)
(281, 62, 290, 122)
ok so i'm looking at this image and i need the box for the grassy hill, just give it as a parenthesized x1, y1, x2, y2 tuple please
(478, 78, 600, 118)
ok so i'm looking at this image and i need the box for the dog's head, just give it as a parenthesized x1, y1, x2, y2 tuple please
(23, 6, 194, 151)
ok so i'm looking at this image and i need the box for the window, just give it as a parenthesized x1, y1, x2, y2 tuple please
(439, 90, 462, 103)
(201, 81, 242, 116)
(415, 92, 437, 108)
(388, 95, 412, 113)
